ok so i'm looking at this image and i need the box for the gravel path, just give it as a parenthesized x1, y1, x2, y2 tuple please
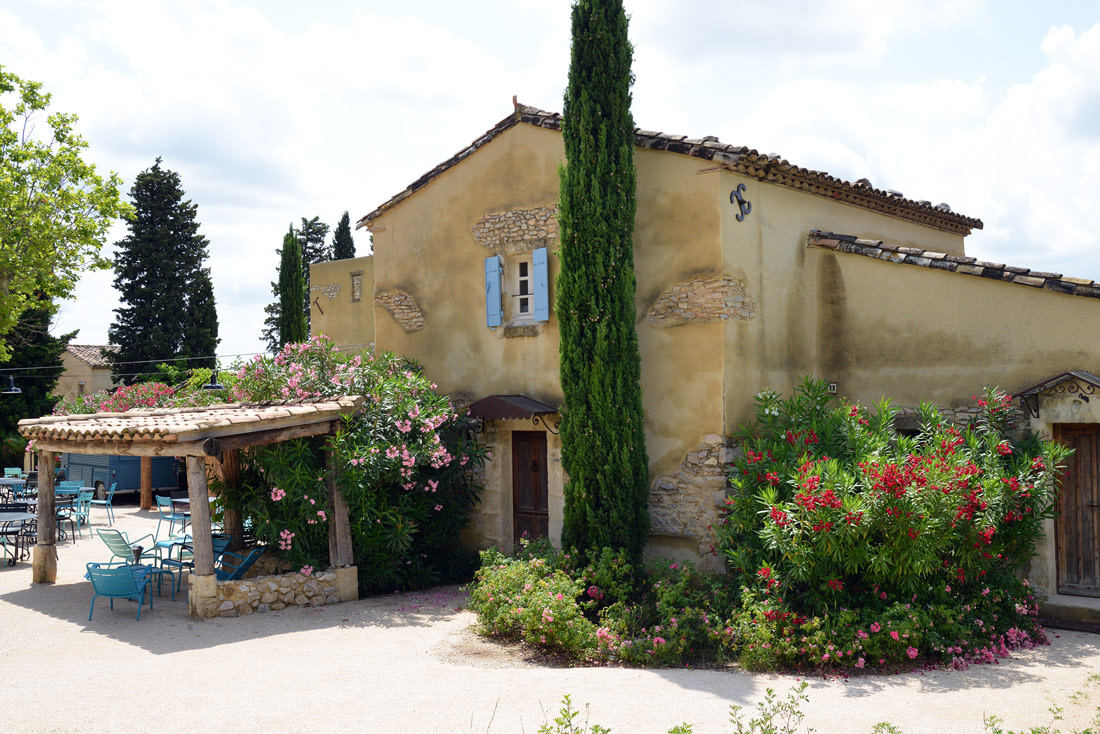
(1, 503, 1098, 733)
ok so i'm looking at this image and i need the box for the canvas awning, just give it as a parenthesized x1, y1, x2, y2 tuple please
(467, 394, 558, 421)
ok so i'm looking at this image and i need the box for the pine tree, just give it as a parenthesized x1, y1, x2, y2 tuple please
(276, 225, 307, 347)
(332, 211, 356, 260)
(260, 215, 330, 351)
(108, 158, 219, 383)
(557, 0, 649, 559)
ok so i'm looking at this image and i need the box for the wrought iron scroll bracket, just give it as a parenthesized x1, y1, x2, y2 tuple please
(532, 414, 561, 435)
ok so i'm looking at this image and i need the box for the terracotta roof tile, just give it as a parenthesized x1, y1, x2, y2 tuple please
(358, 103, 984, 237)
(809, 231, 1100, 301)
(18, 397, 363, 445)
(66, 344, 116, 368)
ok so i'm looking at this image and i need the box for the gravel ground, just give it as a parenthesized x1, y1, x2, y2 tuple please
(1, 502, 1098, 734)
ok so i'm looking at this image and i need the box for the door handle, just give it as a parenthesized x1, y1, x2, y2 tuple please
(531, 461, 538, 472)
(1088, 502, 1100, 508)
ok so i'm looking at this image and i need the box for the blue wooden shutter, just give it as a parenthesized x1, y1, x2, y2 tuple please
(484, 255, 503, 327)
(532, 247, 549, 322)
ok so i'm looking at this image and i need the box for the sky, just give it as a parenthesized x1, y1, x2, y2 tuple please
(2, 0, 1099, 364)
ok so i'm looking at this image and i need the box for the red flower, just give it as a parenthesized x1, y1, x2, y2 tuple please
(826, 579, 844, 591)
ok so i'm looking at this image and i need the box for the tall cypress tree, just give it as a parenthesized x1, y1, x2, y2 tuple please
(276, 225, 307, 347)
(261, 215, 330, 351)
(332, 211, 356, 260)
(557, 0, 649, 558)
(108, 158, 219, 383)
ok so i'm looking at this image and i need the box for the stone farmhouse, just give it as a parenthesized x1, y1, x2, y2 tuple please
(54, 344, 115, 401)
(311, 102, 1100, 621)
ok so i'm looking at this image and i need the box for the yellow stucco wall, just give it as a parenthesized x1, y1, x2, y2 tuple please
(53, 351, 114, 400)
(717, 171, 970, 435)
(810, 252, 1100, 407)
(309, 256, 375, 349)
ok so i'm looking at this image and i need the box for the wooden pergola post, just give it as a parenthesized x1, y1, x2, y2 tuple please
(325, 438, 358, 602)
(186, 455, 218, 618)
(139, 456, 153, 510)
(32, 450, 57, 583)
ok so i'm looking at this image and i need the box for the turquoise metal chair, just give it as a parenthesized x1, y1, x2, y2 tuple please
(88, 482, 117, 526)
(161, 534, 232, 594)
(70, 490, 93, 538)
(215, 546, 266, 581)
(97, 528, 159, 564)
(154, 495, 188, 539)
(4, 467, 22, 478)
(86, 562, 153, 620)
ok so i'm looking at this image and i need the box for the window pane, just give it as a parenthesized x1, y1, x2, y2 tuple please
(519, 261, 529, 277)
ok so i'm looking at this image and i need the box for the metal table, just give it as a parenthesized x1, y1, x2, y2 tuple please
(0, 511, 36, 565)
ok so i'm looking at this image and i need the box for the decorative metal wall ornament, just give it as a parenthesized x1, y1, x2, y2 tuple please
(730, 183, 752, 222)
(531, 414, 561, 435)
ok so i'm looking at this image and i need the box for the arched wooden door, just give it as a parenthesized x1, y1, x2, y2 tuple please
(1054, 424, 1100, 596)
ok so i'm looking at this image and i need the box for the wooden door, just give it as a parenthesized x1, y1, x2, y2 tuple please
(512, 431, 548, 544)
(1054, 425, 1100, 596)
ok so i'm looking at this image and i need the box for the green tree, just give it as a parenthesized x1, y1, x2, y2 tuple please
(557, 0, 649, 559)
(332, 211, 356, 260)
(108, 158, 219, 383)
(0, 301, 72, 464)
(261, 215, 330, 351)
(0, 67, 128, 360)
(276, 225, 307, 346)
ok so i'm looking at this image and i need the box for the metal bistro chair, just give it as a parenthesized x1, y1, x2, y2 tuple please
(70, 490, 93, 538)
(154, 495, 189, 539)
(88, 482, 118, 526)
(216, 546, 266, 581)
(4, 467, 22, 478)
(160, 534, 232, 595)
(85, 562, 153, 620)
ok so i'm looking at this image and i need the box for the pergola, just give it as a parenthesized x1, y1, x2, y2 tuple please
(17, 397, 363, 618)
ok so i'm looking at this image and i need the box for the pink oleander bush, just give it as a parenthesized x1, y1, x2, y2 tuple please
(223, 335, 487, 592)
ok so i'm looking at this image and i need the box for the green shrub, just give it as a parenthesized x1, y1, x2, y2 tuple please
(715, 378, 1066, 669)
(467, 545, 598, 655)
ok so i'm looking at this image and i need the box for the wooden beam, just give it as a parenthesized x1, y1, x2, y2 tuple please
(325, 440, 354, 568)
(33, 450, 57, 584)
(26, 438, 203, 457)
(202, 421, 337, 457)
(176, 405, 359, 445)
(186, 456, 215, 577)
(140, 456, 153, 510)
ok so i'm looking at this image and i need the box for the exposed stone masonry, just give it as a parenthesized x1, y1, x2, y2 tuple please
(374, 290, 424, 332)
(649, 434, 734, 567)
(894, 404, 1025, 435)
(311, 282, 342, 300)
(216, 569, 342, 617)
(471, 206, 559, 254)
(647, 275, 755, 327)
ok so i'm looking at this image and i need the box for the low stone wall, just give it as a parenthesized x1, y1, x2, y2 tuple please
(216, 569, 342, 617)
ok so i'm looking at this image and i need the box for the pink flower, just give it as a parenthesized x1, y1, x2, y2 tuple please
(890, 631, 900, 641)
(855, 657, 865, 668)
(300, 565, 313, 576)
(906, 646, 918, 659)
(270, 487, 286, 502)
(434, 504, 443, 511)
(870, 622, 881, 633)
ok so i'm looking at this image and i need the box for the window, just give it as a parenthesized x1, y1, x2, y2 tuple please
(515, 259, 532, 318)
(485, 247, 549, 328)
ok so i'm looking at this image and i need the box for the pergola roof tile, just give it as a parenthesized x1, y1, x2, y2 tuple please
(18, 397, 364, 450)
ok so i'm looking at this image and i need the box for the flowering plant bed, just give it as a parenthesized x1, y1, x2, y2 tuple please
(467, 379, 1068, 673)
